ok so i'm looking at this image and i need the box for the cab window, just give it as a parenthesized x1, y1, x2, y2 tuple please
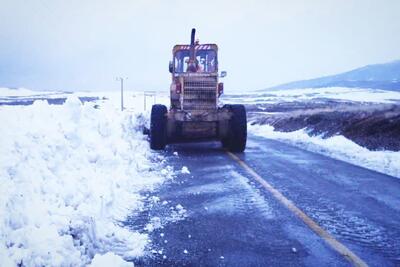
(174, 49, 217, 73)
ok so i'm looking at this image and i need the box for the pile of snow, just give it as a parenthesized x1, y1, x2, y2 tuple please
(89, 252, 133, 267)
(249, 124, 400, 178)
(0, 95, 171, 266)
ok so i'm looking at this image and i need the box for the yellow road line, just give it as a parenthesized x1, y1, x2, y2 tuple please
(226, 151, 368, 267)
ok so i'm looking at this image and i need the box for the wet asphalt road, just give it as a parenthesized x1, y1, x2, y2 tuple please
(129, 135, 400, 267)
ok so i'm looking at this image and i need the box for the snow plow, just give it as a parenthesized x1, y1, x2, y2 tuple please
(150, 28, 247, 152)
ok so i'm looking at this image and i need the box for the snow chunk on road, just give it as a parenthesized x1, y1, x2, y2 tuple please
(89, 252, 133, 267)
(250, 124, 400, 178)
(145, 217, 162, 232)
(0, 94, 168, 265)
(181, 166, 191, 174)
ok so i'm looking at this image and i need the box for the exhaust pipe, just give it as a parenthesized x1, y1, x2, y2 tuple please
(190, 28, 196, 46)
(190, 28, 196, 61)
(188, 28, 197, 72)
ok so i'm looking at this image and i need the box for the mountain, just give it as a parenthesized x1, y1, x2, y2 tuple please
(268, 60, 400, 91)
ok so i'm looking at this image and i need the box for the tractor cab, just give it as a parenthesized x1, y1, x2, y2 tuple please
(169, 38, 223, 112)
(171, 44, 218, 74)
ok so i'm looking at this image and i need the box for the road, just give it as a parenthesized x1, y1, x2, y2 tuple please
(128, 135, 400, 267)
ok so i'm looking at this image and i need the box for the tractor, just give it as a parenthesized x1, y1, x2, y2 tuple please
(150, 28, 247, 152)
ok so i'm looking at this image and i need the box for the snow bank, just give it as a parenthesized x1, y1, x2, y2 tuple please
(249, 124, 400, 178)
(0, 95, 170, 266)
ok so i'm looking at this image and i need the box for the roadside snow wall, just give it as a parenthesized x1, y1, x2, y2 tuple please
(250, 124, 400, 178)
(0, 96, 168, 266)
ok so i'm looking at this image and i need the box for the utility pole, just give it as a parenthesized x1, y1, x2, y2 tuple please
(116, 77, 127, 111)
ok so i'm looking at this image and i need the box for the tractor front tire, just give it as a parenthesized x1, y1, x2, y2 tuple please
(227, 104, 247, 152)
(150, 104, 168, 150)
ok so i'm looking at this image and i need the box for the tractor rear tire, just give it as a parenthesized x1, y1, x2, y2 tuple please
(221, 138, 229, 148)
(227, 104, 247, 152)
(150, 104, 168, 150)
(221, 104, 231, 149)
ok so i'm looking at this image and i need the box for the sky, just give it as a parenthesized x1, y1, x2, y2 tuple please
(1, 0, 400, 92)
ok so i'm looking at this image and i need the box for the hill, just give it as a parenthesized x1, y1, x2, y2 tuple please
(268, 60, 400, 91)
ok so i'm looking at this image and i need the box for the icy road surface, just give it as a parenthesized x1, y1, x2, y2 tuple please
(130, 136, 400, 266)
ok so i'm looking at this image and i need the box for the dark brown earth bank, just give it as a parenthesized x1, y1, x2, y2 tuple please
(246, 99, 400, 151)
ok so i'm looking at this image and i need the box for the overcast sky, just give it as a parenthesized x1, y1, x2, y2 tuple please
(1, 0, 400, 92)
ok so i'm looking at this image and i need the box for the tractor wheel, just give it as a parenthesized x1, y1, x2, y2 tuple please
(150, 104, 168, 150)
(220, 104, 231, 149)
(221, 137, 229, 148)
(227, 104, 247, 152)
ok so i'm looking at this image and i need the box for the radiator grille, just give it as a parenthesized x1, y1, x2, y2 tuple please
(182, 76, 217, 111)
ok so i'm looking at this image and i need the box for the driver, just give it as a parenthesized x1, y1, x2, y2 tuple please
(185, 58, 198, 72)
(197, 58, 205, 72)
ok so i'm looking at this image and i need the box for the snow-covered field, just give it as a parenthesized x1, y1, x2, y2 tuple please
(0, 88, 171, 266)
(224, 87, 400, 104)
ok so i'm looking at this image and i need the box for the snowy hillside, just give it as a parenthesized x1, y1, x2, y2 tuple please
(267, 60, 400, 91)
(0, 89, 171, 266)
